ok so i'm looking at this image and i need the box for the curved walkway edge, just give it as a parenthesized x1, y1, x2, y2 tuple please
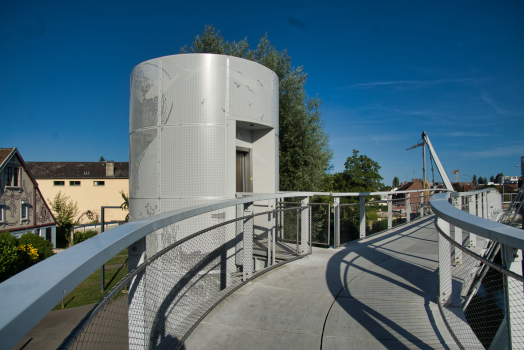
(185, 216, 460, 350)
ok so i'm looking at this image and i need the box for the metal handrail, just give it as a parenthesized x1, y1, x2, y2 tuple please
(430, 190, 524, 251)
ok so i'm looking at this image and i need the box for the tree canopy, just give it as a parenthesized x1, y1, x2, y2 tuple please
(393, 176, 400, 187)
(333, 150, 384, 194)
(181, 26, 332, 191)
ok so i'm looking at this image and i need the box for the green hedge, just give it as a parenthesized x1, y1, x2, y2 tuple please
(0, 231, 54, 283)
(19, 232, 54, 261)
(73, 230, 98, 244)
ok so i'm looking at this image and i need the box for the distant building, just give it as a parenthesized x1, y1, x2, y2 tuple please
(26, 161, 129, 223)
(392, 178, 424, 207)
(499, 176, 519, 184)
(0, 148, 57, 246)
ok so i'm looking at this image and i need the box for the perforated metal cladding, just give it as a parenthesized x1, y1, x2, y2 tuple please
(129, 54, 279, 251)
(160, 125, 226, 197)
(130, 60, 160, 132)
(161, 54, 227, 125)
(129, 129, 157, 201)
(229, 57, 277, 127)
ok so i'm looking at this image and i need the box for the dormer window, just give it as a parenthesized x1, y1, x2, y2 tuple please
(5, 167, 20, 187)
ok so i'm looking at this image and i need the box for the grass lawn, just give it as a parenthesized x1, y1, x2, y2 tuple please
(53, 249, 129, 310)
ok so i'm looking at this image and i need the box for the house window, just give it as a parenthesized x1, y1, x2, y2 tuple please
(54, 181, 65, 186)
(5, 167, 12, 186)
(93, 181, 105, 186)
(21, 201, 29, 221)
(5, 167, 21, 187)
(69, 181, 81, 186)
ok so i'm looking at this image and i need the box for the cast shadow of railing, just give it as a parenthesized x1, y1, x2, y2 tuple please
(323, 216, 455, 349)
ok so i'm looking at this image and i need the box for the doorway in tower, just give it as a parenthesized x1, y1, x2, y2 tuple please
(236, 149, 252, 192)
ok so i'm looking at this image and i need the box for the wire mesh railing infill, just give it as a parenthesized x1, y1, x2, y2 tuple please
(437, 222, 524, 350)
(58, 206, 310, 350)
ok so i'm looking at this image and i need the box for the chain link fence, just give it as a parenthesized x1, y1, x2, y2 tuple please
(59, 206, 309, 350)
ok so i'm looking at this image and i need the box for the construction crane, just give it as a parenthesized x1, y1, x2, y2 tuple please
(406, 131, 454, 191)
(452, 169, 459, 183)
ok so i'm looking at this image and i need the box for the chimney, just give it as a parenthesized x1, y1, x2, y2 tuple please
(106, 161, 114, 177)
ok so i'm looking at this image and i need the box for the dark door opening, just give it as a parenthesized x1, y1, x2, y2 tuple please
(236, 150, 251, 192)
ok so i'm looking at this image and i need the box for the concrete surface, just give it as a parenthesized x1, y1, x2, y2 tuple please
(12, 303, 96, 350)
(185, 216, 460, 349)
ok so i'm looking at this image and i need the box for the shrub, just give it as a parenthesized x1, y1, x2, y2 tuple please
(73, 230, 98, 244)
(19, 232, 54, 261)
(0, 232, 41, 282)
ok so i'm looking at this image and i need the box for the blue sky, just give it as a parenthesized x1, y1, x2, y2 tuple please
(1, 0, 523, 186)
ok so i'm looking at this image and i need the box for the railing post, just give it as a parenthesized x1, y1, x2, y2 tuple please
(453, 197, 462, 265)
(387, 194, 392, 230)
(406, 193, 411, 223)
(334, 197, 340, 248)
(468, 195, 477, 248)
(128, 238, 147, 349)
(438, 218, 452, 306)
(242, 203, 254, 281)
(420, 191, 424, 218)
(477, 193, 482, 218)
(502, 244, 524, 348)
(483, 191, 488, 219)
(301, 197, 310, 254)
(236, 205, 244, 266)
(268, 199, 276, 265)
(359, 195, 366, 238)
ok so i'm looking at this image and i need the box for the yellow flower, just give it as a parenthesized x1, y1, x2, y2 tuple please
(17, 244, 39, 261)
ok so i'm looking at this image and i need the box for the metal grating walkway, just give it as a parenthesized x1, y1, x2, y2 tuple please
(185, 216, 460, 349)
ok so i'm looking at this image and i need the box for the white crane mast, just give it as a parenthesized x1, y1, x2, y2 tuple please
(421, 131, 454, 191)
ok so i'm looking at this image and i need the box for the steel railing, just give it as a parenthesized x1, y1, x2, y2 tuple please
(0, 188, 449, 350)
(431, 189, 524, 349)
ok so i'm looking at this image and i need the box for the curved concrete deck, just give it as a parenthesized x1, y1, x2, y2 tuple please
(185, 216, 460, 350)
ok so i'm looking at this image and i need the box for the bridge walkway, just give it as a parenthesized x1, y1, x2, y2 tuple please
(185, 216, 460, 350)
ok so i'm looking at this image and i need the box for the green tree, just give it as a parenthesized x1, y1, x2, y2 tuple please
(392, 176, 400, 187)
(472, 174, 477, 185)
(483, 177, 487, 184)
(48, 191, 80, 247)
(478, 177, 483, 185)
(181, 26, 332, 191)
(333, 150, 384, 195)
(99, 156, 105, 161)
(490, 175, 495, 183)
(496, 172, 504, 183)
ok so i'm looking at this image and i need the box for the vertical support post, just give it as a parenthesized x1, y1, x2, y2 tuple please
(387, 194, 392, 230)
(242, 203, 254, 281)
(128, 238, 146, 349)
(502, 244, 524, 348)
(235, 205, 243, 266)
(334, 197, 340, 248)
(483, 192, 488, 219)
(468, 195, 477, 248)
(438, 218, 452, 306)
(300, 197, 309, 255)
(420, 191, 424, 218)
(267, 199, 276, 265)
(101, 207, 105, 293)
(359, 195, 366, 239)
(453, 197, 463, 265)
(477, 193, 482, 218)
(327, 202, 331, 246)
(406, 193, 411, 223)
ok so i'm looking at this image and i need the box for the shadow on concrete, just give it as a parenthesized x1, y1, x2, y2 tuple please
(322, 216, 455, 349)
